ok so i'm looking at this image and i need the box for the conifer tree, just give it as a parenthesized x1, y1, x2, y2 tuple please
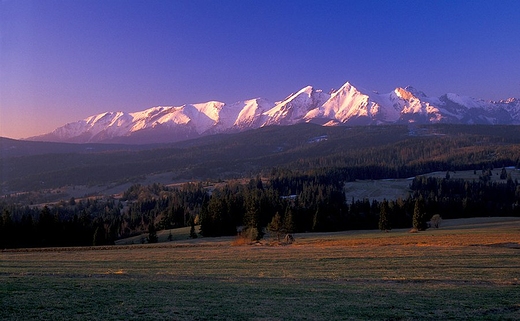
(147, 222, 158, 243)
(0, 209, 13, 248)
(267, 212, 283, 242)
(412, 198, 428, 231)
(312, 208, 322, 232)
(243, 191, 263, 240)
(500, 167, 507, 180)
(38, 206, 58, 246)
(200, 194, 235, 237)
(378, 199, 391, 231)
(283, 208, 295, 234)
(93, 226, 107, 246)
(189, 219, 198, 239)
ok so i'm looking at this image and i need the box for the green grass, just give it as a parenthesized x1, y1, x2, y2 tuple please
(2, 218, 520, 320)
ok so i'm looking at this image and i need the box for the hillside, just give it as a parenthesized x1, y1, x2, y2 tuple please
(3, 124, 520, 195)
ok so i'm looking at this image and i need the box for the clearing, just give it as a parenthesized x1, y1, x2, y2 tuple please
(344, 167, 520, 202)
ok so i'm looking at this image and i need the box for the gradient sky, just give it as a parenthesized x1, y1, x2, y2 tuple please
(1, 0, 519, 139)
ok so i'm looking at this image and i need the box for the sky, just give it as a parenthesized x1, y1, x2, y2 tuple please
(1, 0, 519, 139)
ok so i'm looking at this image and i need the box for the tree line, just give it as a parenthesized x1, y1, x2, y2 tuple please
(2, 166, 520, 249)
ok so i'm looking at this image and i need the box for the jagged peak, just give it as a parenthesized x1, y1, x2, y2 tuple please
(135, 106, 171, 117)
(299, 85, 314, 93)
(404, 86, 427, 97)
(193, 100, 225, 108)
(85, 111, 126, 125)
(333, 81, 374, 97)
(497, 97, 519, 104)
(279, 85, 315, 102)
(338, 81, 354, 91)
(394, 87, 418, 100)
(289, 86, 317, 100)
(245, 97, 265, 103)
(28, 80, 520, 144)
(330, 81, 359, 97)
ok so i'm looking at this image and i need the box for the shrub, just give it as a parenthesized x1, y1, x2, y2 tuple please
(431, 214, 442, 228)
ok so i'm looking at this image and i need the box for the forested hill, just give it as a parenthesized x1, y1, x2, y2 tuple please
(3, 124, 520, 194)
(0, 137, 152, 158)
(3, 123, 520, 248)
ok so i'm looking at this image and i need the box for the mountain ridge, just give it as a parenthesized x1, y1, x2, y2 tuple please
(29, 81, 520, 144)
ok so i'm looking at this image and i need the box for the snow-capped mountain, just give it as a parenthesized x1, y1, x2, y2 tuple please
(29, 81, 520, 144)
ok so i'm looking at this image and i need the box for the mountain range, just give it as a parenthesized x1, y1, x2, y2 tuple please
(29, 81, 520, 144)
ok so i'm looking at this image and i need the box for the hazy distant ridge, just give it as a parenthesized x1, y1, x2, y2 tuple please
(29, 81, 520, 144)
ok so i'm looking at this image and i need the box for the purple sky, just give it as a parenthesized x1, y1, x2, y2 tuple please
(1, 0, 519, 139)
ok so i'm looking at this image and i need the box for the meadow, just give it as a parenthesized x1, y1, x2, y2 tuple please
(1, 217, 519, 320)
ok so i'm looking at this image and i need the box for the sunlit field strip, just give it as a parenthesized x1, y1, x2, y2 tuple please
(1, 218, 519, 320)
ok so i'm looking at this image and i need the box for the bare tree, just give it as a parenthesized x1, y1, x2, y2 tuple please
(430, 214, 442, 228)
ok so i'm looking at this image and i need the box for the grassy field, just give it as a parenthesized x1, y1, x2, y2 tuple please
(344, 167, 520, 202)
(1, 217, 519, 320)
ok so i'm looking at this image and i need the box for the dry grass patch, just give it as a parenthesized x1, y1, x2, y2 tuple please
(301, 231, 520, 248)
(1, 217, 519, 320)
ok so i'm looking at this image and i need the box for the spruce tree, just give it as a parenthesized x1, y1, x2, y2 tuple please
(378, 200, 391, 231)
(412, 198, 428, 231)
(147, 223, 158, 243)
(500, 167, 508, 180)
(93, 226, 107, 246)
(243, 192, 263, 241)
(0, 209, 13, 248)
(267, 212, 283, 242)
(283, 208, 295, 234)
(189, 219, 198, 239)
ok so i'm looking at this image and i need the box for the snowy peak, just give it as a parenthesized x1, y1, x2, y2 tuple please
(443, 93, 489, 109)
(29, 80, 520, 144)
(395, 87, 419, 101)
(305, 81, 376, 124)
(403, 86, 427, 98)
(231, 98, 274, 129)
(264, 86, 330, 125)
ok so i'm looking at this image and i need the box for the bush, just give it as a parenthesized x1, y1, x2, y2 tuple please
(431, 214, 442, 228)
